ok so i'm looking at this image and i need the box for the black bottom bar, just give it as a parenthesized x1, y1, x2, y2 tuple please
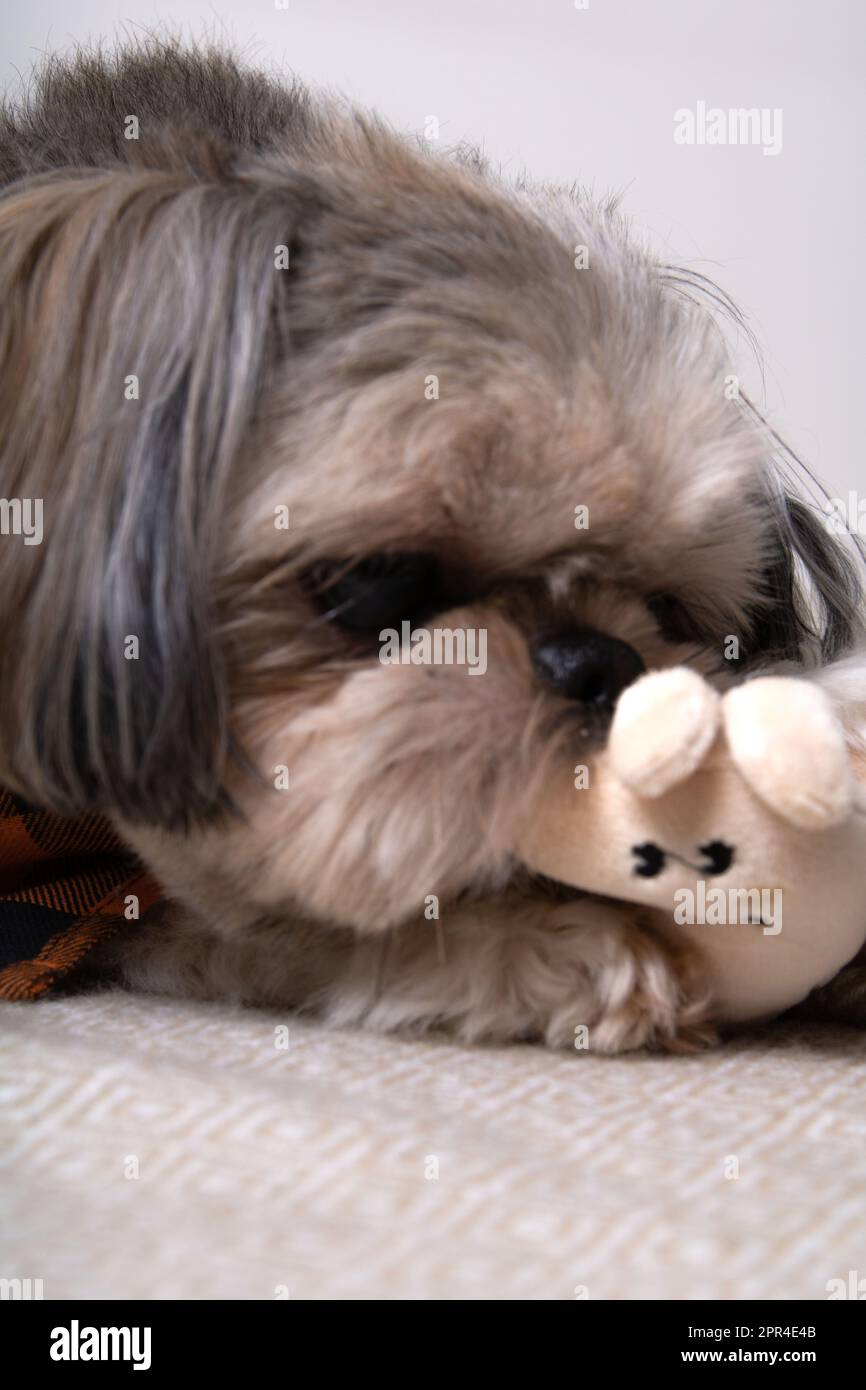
(4, 1298, 861, 1373)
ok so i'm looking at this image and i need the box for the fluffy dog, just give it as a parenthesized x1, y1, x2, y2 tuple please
(0, 39, 863, 1050)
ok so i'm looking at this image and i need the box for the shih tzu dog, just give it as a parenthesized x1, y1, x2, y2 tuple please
(0, 38, 864, 1051)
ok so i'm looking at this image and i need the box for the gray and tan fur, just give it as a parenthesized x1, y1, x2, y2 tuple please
(1, 37, 864, 1050)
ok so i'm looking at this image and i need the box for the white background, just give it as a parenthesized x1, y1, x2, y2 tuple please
(1, 0, 862, 496)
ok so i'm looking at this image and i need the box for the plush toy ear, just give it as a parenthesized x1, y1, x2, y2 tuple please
(723, 677, 854, 829)
(0, 163, 314, 826)
(609, 667, 721, 797)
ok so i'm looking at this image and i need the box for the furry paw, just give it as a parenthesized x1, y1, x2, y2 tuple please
(350, 897, 716, 1055)
(529, 905, 716, 1054)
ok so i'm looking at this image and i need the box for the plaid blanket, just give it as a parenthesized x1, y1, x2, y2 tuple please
(0, 788, 160, 1000)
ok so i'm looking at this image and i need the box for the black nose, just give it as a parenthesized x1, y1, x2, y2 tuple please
(532, 628, 646, 711)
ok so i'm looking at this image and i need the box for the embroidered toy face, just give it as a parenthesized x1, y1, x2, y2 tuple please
(516, 669, 866, 1021)
(632, 840, 734, 878)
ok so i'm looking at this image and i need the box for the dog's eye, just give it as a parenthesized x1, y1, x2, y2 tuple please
(647, 594, 703, 644)
(308, 553, 444, 631)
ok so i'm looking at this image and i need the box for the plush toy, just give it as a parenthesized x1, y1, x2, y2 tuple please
(517, 668, 866, 1022)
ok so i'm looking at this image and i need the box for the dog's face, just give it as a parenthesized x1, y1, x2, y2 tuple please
(110, 127, 778, 934)
(0, 50, 858, 939)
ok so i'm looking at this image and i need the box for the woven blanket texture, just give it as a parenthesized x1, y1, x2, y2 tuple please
(1, 991, 864, 1299)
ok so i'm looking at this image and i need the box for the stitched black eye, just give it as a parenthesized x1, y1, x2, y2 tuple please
(308, 553, 444, 632)
(632, 842, 666, 878)
(647, 594, 704, 644)
(698, 840, 734, 875)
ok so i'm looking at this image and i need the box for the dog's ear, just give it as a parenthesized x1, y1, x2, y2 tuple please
(748, 492, 866, 666)
(0, 164, 314, 825)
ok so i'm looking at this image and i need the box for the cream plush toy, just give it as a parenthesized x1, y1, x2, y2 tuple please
(517, 669, 866, 1022)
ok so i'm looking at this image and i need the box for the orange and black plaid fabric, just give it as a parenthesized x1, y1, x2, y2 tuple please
(0, 788, 161, 1001)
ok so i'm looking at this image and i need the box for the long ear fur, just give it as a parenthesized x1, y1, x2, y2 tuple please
(0, 162, 309, 824)
(749, 489, 866, 667)
(659, 276, 866, 671)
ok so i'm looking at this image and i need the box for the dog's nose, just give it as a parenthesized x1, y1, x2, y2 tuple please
(532, 629, 646, 711)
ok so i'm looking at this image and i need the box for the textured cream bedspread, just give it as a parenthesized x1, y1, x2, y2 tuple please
(1, 992, 864, 1300)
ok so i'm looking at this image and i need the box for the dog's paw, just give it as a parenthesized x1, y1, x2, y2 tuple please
(723, 677, 853, 829)
(327, 897, 716, 1056)
(505, 904, 716, 1055)
(609, 667, 721, 798)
